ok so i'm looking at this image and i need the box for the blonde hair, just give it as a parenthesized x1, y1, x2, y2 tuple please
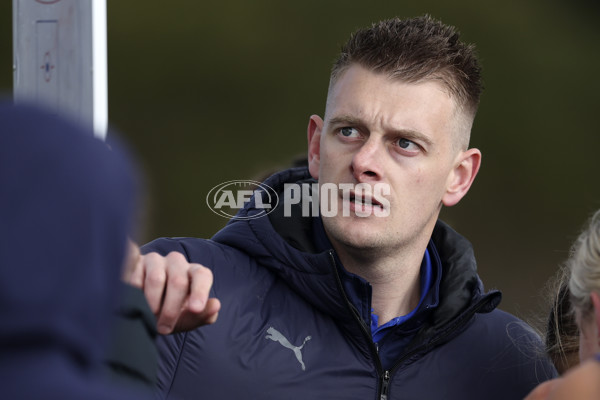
(568, 209, 600, 318)
(545, 267, 580, 374)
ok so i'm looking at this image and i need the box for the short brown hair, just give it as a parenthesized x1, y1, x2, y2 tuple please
(331, 15, 483, 119)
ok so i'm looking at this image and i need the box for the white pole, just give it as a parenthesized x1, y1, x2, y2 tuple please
(92, 0, 107, 140)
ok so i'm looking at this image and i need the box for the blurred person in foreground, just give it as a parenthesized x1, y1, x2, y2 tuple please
(126, 16, 556, 399)
(526, 209, 600, 399)
(0, 101, 154, 399)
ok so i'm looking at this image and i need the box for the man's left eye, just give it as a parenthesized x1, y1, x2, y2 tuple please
(340, 127, 359, 137)
(397, 138, 418, 150)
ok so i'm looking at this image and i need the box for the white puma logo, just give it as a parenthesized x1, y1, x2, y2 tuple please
(265, 327, 312, 371)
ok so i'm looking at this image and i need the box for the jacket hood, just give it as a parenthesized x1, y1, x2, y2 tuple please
(0, 102, 141, 398)
(213, 167, 500, 340)
(213, 168, 356, 324)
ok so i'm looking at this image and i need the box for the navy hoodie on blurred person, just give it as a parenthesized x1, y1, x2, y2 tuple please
(0, 101, 153, 399)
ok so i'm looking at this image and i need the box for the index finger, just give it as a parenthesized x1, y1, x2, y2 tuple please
(123, 239, 144, 287)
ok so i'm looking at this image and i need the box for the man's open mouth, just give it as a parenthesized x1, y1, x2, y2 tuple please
(348, 190, 384, 209)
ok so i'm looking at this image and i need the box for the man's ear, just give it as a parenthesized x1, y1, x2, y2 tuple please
(307, 115, 323, 180)
(590, 291, 600, 341)
(442, 148, 482, 207)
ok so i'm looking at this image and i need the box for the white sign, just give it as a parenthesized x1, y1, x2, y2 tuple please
(13, 0, 107, 139)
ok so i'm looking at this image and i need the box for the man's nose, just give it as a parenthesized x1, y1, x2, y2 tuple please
(350, 137, 384, 182)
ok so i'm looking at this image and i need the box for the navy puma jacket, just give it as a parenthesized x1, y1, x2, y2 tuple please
(144, 167, 556, 400)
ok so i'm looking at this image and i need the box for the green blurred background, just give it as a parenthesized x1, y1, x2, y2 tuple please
(1, 0, 599, 329)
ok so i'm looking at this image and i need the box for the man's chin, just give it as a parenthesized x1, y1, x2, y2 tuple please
(323, 219, 384, 250)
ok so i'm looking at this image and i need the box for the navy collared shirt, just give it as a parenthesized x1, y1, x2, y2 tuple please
(312, 216, 442, 369)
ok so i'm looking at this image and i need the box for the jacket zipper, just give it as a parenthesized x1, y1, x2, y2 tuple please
(327, 251, 390, 400)
(328, 251, 493, 399)
(380, 370, 390, 400)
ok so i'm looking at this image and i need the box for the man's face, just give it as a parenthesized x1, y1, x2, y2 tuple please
(307, 64, 479, 254)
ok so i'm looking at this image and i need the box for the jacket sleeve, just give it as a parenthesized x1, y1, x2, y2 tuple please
(140, 237, 209, 399)
(152, 331, 186, 398)
(464, 309, 558, 399)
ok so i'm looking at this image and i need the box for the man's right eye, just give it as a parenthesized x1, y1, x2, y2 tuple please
(340, 127, 359, 137)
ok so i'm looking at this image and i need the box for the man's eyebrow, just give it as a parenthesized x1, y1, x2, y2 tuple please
(391, 128, 434, 147)
(327, 115, 434, 147)
(327, 115, 364, 127)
